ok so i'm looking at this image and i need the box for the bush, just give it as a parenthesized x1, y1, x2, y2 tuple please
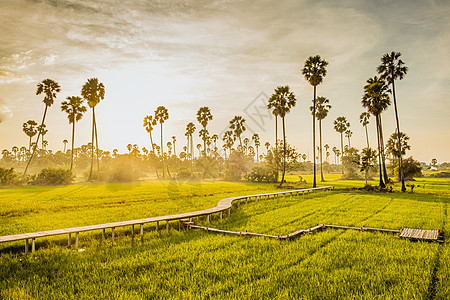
(32, 168, 73, 185)
(244, 164, 277, 183)
(223, 150, 253, 181)
(0, 167, 18, 185)
(395, 156, 422, 179)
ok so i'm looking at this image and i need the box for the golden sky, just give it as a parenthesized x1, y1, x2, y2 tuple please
(0, 0, 449, 162)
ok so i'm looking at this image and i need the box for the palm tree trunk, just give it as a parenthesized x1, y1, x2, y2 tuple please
(279, 116, 287, 187)
(275, 115, 278, 182)
(378, 115, 389, 183)
(88, 108, 95, 181)
(23, 105, 48, 176)
(340, 132, 344, 174)
(312, 85, 317, 188)
(319, 119, 324, 182)
(376, 115, 385, 188)
(28, 136, 32, 152)
(70, 120, 75, 171)
(160, 122, 165, 178)
(365, 125, 370, 148)
(391, 79, 406, 192)
(93, 112, 100, 171)
(256, 146, 259, 163)
(190, 135, 194, 173)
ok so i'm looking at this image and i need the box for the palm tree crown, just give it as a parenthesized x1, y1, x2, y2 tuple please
(361, 76, 391, 115)
(377, 51, 408, 83)
(36, 79, 61, 107)
(267, 86, 297, 118)
(229, 116, 246, 147)
(81, 78, 105, 108)
(302, 55, 329, 87)
(61, 96, 87, 124)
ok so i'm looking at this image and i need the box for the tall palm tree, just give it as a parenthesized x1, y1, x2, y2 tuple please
(22, 120, 38, 151)
(362, 76, 391, 188)
(302, 55, 328, 188)
(196, 107, 213, 156)
(143, 115, 157, 154)
(345, 129, 353, 147)
(377, 51, 408, 192)
(333, 116, 349, 173)
(359, 112, 371, 148)
(23, 79, 61, 176)
(267, 85, 297, 187)
(61, 96, 87, 171)
(155, 106, 169, 178)
(185, 122, 196, 161)
(310, 96, 331, 182)
(252, 133, 260, 162)
(81, 78, 105, 181)
(229, 116, 246, 147)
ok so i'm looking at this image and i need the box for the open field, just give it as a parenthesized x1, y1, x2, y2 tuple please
(0, 177, 449, 299)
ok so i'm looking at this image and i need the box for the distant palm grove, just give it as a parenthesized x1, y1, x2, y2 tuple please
(1, 52, 426, 188)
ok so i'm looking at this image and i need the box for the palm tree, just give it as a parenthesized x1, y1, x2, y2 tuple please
(198, 129, 209, 156)
(61, 96, 87, 171)
(143, 115, 157, 154)
(302, 55, 329, 188)
(81, 78, 105, 180)
(22, 120, 38, 151)
(229, 116, 246, 147)
(37, 124, 48, 149)
(154, 106, 169, 178)
(310, 96, 331, 182)
(63, 139, 68, 153)
(196, 107, 213, 156)
(243, 138, 250, 154)
(333, 116, 349, 173)
(359, 112, 371, 148)
(324, 144, 330, 163)
(345, 129, 353, 147)
(362, 76, 391, 188)
(172, 136, 177, 156)
(222, 130, 234, 159)
(386, 131, 411, 178)
(23, 79, 61, 176)
(332, 146, 338, 164)
(185, 122, 196, 163)
(252, 133, 260, 162)
(265, 142, 270, 154)
(211, 134, 218, 150)
(267, 85, 297, 187)
(377, 51, 408, 192)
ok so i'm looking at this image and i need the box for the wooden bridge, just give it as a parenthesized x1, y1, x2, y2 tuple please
(0, 186, 334, 252)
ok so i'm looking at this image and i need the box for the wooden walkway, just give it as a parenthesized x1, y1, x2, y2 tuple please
(0, 186, 334, 252)
(399, 228, 441, 241)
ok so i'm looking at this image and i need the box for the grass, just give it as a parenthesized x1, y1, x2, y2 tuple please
(0, 175, 449, 299)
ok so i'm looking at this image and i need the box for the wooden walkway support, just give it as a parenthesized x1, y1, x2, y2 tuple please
(0, 186, 334, 252)
(188, 223, 442, 243)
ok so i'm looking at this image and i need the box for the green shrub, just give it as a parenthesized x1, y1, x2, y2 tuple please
(244, 165, 277, 183)
(32, 168, 73, 185)
(0, 167, 18, 185)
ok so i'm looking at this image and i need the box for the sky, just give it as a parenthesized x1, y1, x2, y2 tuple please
(0, 0, 449, 163)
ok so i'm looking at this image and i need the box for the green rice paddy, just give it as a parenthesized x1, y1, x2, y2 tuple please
(0, 176, 449, 299)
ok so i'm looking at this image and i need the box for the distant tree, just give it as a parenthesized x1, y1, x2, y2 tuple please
(196, 107, 213, 156)
(172, 136, 177, 156)
(143, 115, 157, 155)
(302, 55, 328, 188)
(211, 134, 218, 150)
(360, 147, 377, 185)
(252, 133, 260, 162)
(243, 137, 250, 154)
(310, 96, 331, 181)
(37, 124, 48, 149)
(401, 157, 422, 179)
(24, 79, 61, 176)
(81, 78, 105, 181)
(378, 51, 408, 191)
(345, 129, 353, 147)
(222, 130, 235, 159)
(229, 116, 246, 147)
(22, 120, 38, 151)
(431, 158, 438, 168)
(61, 96, 87, 171)
(267, 85, 297, 186)
(155, 106, 169, 178)
(333, 116, 349, 173)
(63, 139, 68, 153)
(185, 122, 196, 163)
(359, 112, 371, 148)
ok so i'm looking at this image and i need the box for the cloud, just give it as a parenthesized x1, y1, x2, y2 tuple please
(0, 100, 13, 123)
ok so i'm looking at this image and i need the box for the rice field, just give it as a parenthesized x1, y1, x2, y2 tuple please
(0, 176, 449, 299)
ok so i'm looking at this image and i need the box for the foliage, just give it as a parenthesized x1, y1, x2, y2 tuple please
(341, 147, 362, 179)
(0, 167, 18, 185)
(32, 168, 73, 185)
(244, 164, 277, 183)
(360, 148, 377, 183)
(223, 150, 253, 181)
(394, 156, 422, 179)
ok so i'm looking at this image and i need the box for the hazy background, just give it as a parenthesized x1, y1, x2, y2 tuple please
(1, 0, 449, 162)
